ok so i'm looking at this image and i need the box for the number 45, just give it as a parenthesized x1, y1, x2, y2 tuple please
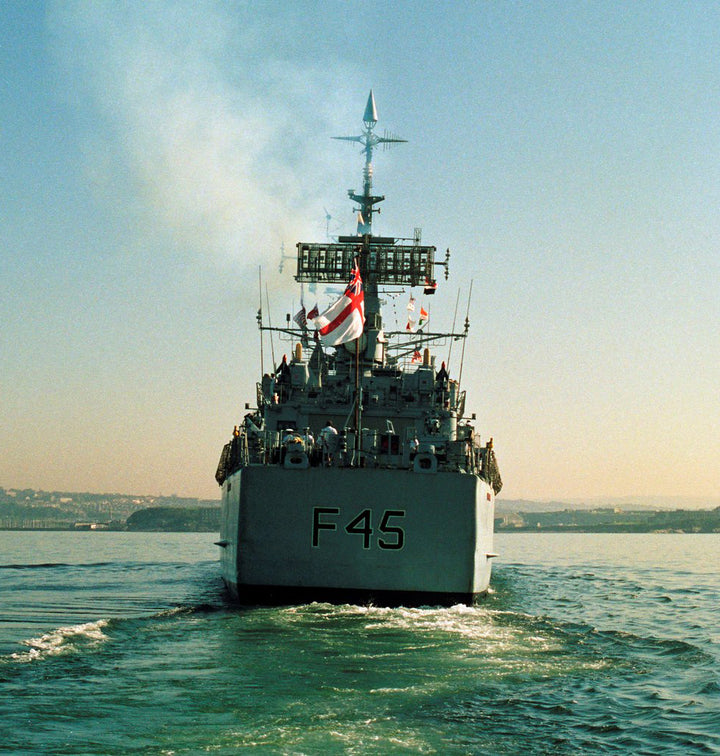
(312, 508, 405, 550)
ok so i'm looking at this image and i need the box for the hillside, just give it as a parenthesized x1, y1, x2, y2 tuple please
(0, 487, 218, 530)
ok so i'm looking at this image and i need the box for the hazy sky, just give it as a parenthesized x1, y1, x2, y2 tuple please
(2, 1, 718, 501)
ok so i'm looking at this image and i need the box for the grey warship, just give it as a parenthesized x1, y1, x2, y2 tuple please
(215, 91, 502, 606)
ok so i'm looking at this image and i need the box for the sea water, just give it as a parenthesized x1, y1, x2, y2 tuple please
(1, 531, 718, 754)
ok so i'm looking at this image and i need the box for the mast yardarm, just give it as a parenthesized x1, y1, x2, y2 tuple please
(296, 92, 439, 312)
(332, 89, 407, 235)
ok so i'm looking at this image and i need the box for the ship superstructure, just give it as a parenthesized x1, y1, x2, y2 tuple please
(216, 91, 501, 606)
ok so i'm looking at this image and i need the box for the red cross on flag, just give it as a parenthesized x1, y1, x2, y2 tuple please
(314, 262, 365, 346)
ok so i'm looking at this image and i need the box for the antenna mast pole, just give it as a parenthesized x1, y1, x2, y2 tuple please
(333, 91, 407, 461)
(447, 287, 461, 372)
(332, 90, 406, 238)
(258, 266, 264, 376)
(458, 280, 473, 392)
(265, 284, 276, 370)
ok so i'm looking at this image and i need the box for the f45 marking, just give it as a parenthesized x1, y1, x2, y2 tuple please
(312, 507, 405, 550)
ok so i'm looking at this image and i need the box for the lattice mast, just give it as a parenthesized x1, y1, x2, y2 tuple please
(295, 92, 442, 348)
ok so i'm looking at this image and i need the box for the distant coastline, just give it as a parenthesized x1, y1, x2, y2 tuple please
(0, 487, 219, 532)
(2, 487, 719, 533)
(496, 504, 720, 534)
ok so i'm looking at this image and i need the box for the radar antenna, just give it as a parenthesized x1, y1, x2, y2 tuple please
(333, 89, 406, 235)
(297, 92, 438, 309)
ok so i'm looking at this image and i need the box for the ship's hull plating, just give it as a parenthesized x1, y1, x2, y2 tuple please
(219, 467, 495, 606)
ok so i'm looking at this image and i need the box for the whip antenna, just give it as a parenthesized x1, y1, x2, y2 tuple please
(447, 287, 461, 372)
(458, 280, 473, 392)
(258, 266, 264, 376)
(265, 284, 276, 370)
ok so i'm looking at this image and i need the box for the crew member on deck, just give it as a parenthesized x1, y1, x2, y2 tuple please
(274, 355, 291, 402)
(409, 435, 419, 459)
(320, 420, 338, 466)
(435, 361, 449, 389)
(281, 428, 298, 464)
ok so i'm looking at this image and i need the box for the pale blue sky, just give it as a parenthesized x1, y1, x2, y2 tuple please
(2, 1, 718, 501)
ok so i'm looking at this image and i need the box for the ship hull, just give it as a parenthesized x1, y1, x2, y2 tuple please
(219, 466, 495, 606)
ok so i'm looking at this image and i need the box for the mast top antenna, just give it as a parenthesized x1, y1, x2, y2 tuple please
(332, 90, 406, 235)
(363, 90, 378, 127)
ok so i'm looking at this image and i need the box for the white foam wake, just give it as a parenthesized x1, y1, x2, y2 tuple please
(10, 619, 109, 663)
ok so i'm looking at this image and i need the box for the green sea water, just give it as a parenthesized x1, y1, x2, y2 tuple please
(1, 531, 718, 754)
